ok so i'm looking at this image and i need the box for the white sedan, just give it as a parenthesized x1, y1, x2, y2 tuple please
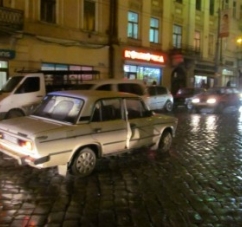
(0, 90, 178, 177)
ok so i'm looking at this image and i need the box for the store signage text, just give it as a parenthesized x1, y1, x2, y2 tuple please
(124, 50, 164, 63)
(0, 49, 15, 59)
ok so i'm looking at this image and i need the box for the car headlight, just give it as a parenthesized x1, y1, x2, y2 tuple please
(192, 98, 200, 103)
(206, 98, 216, 104)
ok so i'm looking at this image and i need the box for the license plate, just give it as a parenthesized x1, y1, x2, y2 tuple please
(4, 134, 17, 144)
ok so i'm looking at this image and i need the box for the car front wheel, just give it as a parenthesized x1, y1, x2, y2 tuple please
(71, 147, 96, 177)
(158, 131, 172, 153)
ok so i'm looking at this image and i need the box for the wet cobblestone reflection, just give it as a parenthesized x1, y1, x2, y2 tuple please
(0, 110, 242, 226)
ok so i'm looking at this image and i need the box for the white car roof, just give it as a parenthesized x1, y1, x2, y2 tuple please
(79, 79, 145, 85)
(48, 89, 140, 100)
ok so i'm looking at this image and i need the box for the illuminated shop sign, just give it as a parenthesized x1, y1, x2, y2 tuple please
(124, 50, 165, 63)
(0, 49, 15, 59)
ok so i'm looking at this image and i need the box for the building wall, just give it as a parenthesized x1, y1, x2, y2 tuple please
(0, 0, 242, 89)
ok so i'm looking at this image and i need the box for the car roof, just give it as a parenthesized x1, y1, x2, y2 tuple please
(78, 79, 145, 85)
(48, 89, 140, 100)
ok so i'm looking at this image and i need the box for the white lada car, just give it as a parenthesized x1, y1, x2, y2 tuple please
(0, 90, 178, 177)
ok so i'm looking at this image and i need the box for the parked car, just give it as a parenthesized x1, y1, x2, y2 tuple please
(73, 79, 174, 112)
(147, 85, 173, 112)
(173, 87, 205, 110)
(0, 90, 178, 177)
(190, 87, 241, 113)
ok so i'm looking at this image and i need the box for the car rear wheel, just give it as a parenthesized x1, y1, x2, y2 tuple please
(164, 101, 173, 112)
(6, 109, 24, 119)
(158, 131, 172, 153)
(186, 100, 193, 110)
(215, 103, 224, 114)
(71, 147, 96, 177)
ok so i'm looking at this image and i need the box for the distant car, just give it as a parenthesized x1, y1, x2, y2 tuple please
(147, 85, 173, 112)
(73, 79, 174, 112)
(190, 87, 241, 113)
(173, 87, 205, 110)
(0, 90, 178, 177)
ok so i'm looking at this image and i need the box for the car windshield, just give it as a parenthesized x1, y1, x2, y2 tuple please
(0, 76, 24, 92)
(177, 88, 195, 95)
(206, 88, 226, 95)
(32, 95, 84, 124)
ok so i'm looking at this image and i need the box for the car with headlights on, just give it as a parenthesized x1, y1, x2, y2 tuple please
(0, 90, 178, 177)
(190, 87, 241, 113)
(173, 87, 205, 110)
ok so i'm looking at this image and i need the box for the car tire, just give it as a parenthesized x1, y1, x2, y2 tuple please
(189, 106, 199, 114)
(158, 131, 172, 153)
(164, 100, 173, 112)
(6, 109, 24, 119)
(71, 147, 96, 177)
(215, 103, 224, 114)
(186, 100, 193, 110)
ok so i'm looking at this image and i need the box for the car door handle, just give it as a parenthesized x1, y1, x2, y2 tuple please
(94, 128, 102, 133)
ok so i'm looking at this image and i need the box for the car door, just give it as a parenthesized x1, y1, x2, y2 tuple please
(155, 86, 168, 109)
(90, 98, 128, 155)
(124, 98, 157, 149)
(147, 86, 158, 110)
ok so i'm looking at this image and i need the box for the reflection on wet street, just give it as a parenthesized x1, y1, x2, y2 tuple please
(1, 109, 242, 226)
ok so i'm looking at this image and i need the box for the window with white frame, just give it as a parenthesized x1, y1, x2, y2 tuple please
(240, 4, 242, 19)
(233, 1, 236, 18)
(150, 18, 159, 43)
(209, 0, 214, 15)
(196, 0, 201, 11)
(84, 0, 96, 31)
(40, 0, 56, 23)
(128, 11, 138, 39)
(194, 31, 201, 52)
(173, 25, 182, 48)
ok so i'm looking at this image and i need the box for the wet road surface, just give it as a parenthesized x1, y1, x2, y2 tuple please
(0, 109, 242, 227)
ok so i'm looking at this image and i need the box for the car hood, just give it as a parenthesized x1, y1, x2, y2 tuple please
(0, 116, 65, 136)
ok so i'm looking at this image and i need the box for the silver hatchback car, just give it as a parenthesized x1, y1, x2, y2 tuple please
(73, 79, 174, 112)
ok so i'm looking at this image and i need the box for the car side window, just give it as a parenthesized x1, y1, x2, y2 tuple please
(15, 77, 40, 94)
(125, 98, 146, 119)
(148, 87, 157, 96)
(91, 99, 122, 122)
(118, 83, 144, 96)
(96, 84, 112, 91)
(156, 86, 167, 95)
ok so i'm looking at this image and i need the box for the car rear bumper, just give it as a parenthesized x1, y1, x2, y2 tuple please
(0, 143, 49, 167)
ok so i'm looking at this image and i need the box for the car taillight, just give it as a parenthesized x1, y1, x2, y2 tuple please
(18, 139, 33, 150)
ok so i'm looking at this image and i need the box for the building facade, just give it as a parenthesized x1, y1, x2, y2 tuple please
(0, 0, 241, 93)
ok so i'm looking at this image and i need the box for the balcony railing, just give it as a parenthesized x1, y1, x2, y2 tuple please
(169, 44, 201, 58)
(0, 7, 24, 33)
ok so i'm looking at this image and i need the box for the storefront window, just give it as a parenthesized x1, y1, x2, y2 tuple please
(124, 64, 162, 85)
(41, 63, 94, 84)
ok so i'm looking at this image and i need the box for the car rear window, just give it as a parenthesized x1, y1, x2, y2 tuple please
(118, 83, 145, 96)
(156, 86, 167, 95)
(76, 84, 94, 90)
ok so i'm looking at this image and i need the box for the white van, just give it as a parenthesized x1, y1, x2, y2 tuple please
(74, 79, 173, 112)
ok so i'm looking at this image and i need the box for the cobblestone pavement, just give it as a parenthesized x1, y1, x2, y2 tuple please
(1, 109, 242, 227)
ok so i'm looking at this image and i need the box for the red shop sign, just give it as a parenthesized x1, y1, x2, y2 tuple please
(124, 50, 165, 63)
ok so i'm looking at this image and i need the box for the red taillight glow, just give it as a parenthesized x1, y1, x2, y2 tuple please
(18, 140, 32, 150)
